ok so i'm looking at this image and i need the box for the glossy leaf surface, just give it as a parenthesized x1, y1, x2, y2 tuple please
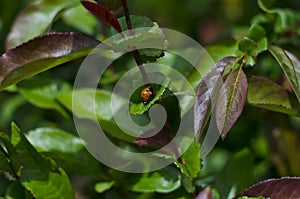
(128, 168, 180, 193)
(57, 88, 134, 142)
(26, 127, 102, 175)
(0, 32, 99, 90)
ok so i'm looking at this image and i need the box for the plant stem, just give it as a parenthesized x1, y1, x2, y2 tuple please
(121, 0, 182, 162)
(121, 0, 151, 85)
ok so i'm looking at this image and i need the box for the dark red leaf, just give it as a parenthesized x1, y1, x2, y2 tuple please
(135, 128, 173, 149)
(0, 32, 99, 90)
(135, 128, 181, 159)
(194, 57, 236, 144)
(215, 67, 248, 139)
(81, 0, 122, 33)
(234, 177, 300, 199)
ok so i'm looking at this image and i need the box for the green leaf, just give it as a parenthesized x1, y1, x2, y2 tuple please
(215, 67, 248, 139)
(17, 78, 71, 118)
(175, 137, 201, 180)
(238, 38, 257, 57)
(22, 168, 75, 199)
(128, 168, 180, 193)
(257, 0, 275, 13)
(247, 76, 300, 116)
(26, 127, 102, 174)
(10, 123, 75, 199)
(0, 95, 26, 127)
(248, 24, 266, 42)
(6, 0, 80, 49)
(0, 147, 13, 177)
(26, 128, 84, 153)
(6, 181, 33, 199)
(268, 45, 300, 102)
(62, 5, 98, 35)
(215, 149, 254, 199)
(112, 15, 167, 58)
(0, 32, 99, 90)
(57, 89, 135, 142)
(0, 132, 22, 177)
(257, 0, 298, 33)
(130, 77, 171, 115)
(94, 181, 115, 193)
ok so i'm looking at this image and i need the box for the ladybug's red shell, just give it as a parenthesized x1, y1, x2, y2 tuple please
(141, 86, 153, 104)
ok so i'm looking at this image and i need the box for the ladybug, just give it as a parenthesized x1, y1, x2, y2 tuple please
(140, 85, 153, 105)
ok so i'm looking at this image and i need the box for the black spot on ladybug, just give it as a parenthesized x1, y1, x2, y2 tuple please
(140, 85, 153, 105)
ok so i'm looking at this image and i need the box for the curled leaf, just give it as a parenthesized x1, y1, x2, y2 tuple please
(81, 0, 122, 33)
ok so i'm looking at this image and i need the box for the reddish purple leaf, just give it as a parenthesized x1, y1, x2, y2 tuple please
(0, 32, 99, 90)
(81, 0, 122, 33)
(135, 128, 182, 158)
(194, 57, 236, 144)
(135, 128, 173, 149)
(234, 177, 300, 199)
(215, 67, 248, 139)
(195, 187, 213, 199)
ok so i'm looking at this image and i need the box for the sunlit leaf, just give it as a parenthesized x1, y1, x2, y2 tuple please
(194, 57, 236, 143)
(17, 78, 71, 118)
(234, 177, 300, 199)
(6, 0, 80, 49)
(175, 137, 201, 180)
(57, 89, 135, 142)
(215, 67, 248, 139)
(247, 76, 300, 116)
(81, 0, 122, 32)
(94, 181, 115, 193)
(268, 45, 300, 102)
(127, 168, 180, 193)
(62, 5, 98, 35)
(0, 32, 99, 90)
